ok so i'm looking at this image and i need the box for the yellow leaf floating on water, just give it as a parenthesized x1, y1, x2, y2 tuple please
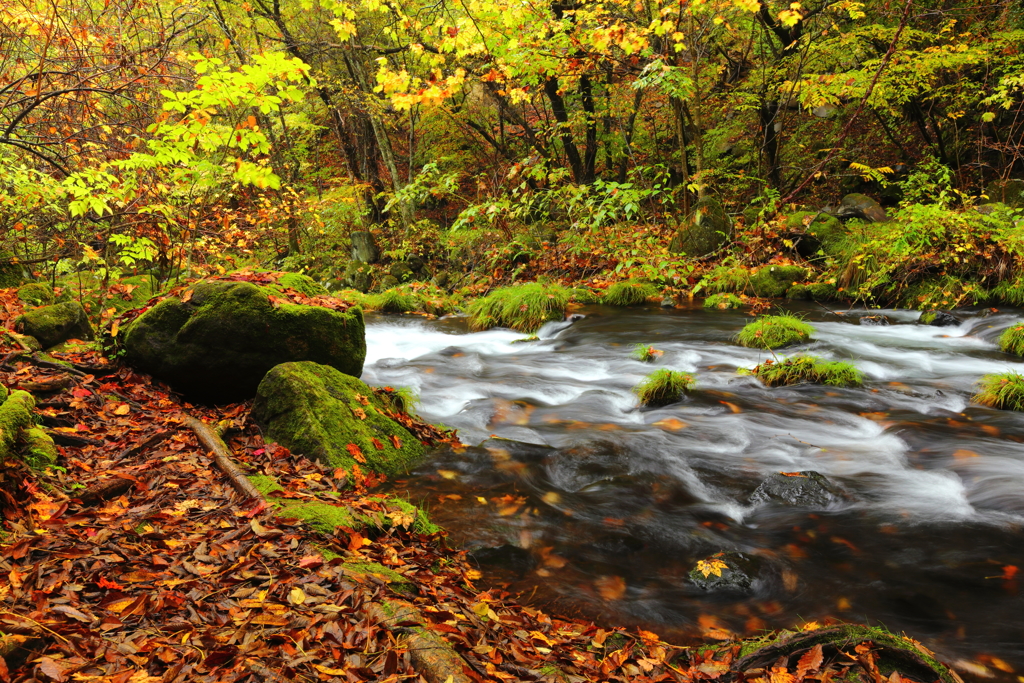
(652, 418, 688, 431)
(696, 559, 729, 578)
(953, 449, 979, 459)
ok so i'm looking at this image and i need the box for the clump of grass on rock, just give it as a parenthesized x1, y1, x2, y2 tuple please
(364, 283, 454, 316)
(704, 293, 744, 309)
(746, 356, 862, 388)
(633, 369, 695, 407)
(737, 314, 814, 349)
(998, 322, 1024, 357)
(631, 344, 663, 362)
(601, 280, 659, 306)
(468, 282, 570, 332)
(974, 372, 1024, 411)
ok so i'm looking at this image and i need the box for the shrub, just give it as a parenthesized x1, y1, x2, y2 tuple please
(704, 293, 744, 309)
(975, 372, 1024, 411)
(601, 280, 659, 306)
(746, 356, 862, 387)
(467, 282, 570, 332)
(736, 315, 814, 349)
(631, 344, 663, 362)
(633, 369, 696, 406)
(999, 323, 1024, 356)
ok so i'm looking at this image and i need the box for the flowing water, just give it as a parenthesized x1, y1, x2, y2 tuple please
(361, 303, 1024, 671)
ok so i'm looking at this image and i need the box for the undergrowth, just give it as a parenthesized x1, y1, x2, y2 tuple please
(467, 282, 570, 332)
(633, 369, 695, 407)
(744, 356, 863, 388)
(736, 315, 814, 349)
(601, 280, 659, 306)
(975, 372, 1024, 411)
(363, 283, 455, 316)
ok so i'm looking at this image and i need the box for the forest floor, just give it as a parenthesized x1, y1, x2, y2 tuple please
(0, 286, 965, 683)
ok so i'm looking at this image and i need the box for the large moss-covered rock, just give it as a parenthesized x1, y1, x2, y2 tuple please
(669, 197, 733, 256)
(121, 280, 365, 403)
(14, 301, 94, 348)
(749, 265, 806, 298)
(787, 211, 846, 258)
(252, 361, 424, 476)
(0, 390, 36, 461)
(0, 252, 25, 289)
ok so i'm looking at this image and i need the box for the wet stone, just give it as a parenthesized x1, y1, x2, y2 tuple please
(859, 315, 890, 326)
(688, 551, 759, 593)
(921, 310, 960, 327)
(836, 193, 888, 223)
(468, 544, 536, 578)
(749, 470, 843, 507)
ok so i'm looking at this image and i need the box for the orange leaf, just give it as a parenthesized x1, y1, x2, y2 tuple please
(796, 644, 823, 680)
(371, 438, 385, 450)
(389, 434, 402, 449)
(352, 407, 367, 420)
(346, 443, 366, 463)
(594, 575, 627, 600)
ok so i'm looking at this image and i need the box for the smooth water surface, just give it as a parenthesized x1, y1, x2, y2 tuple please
(362, 303, 1024, 670)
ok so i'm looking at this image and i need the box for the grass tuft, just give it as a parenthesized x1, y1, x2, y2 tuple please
(745, 355, 862, 387)
(601, 280, 659, 306)
(467, 282, 570, 332)
(974, 372, 1024, 411)
(704, 293, 744, 309)
(631, 344, 663, 362)
(363, 283, 454, 316)
(736, 314, 814, 349)
(632, 369, 696, 406)
(999, 323, 1024, 357)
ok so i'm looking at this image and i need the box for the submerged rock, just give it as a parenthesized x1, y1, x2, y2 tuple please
(252, 361, 424, 476)
(859, 315, 890, 326)
(920, 310, 960, 327)
(121, 279, 365, 403)
(468, 545, 536, 577)
(14, 301, 94, 348)
(749, 470, 844, 507)
(689, 551, 760, 593)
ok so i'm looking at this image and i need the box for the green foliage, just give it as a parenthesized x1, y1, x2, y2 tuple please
(999, 323, 1024, 357)
(601, 280, 659, 306)
(632, 369, 696, 407)
(363, 283, 454, 316)
(700, 264, 750, 295)
(631, 344, 663, 362)
(569, 287, 600, 304)
(704, 293, 744, 309)
(467, 282, 570, 332)
(737, 315, 815, 349)
(975, 372, 1024, 411)
(745, 356, 863, 388)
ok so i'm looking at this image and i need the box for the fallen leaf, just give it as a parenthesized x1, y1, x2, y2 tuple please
(288, 587, 307, 605)
(346, 443, 366, 463)
(595, 575, 627, 600)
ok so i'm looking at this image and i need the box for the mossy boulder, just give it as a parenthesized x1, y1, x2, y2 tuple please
(20, 426, 57, 469)
(749, 265, 806, 298)
(0, 253, 25, 289)
(120, 280, 365, 403)
(807, 281, 838, 301)
(669, 197, 733, 256)
(342, 262, 375, 293)
(252, 361, 425, 477)
(274, 272, 328, 298)
(836, 193, 888, 222)
(786, 211, 846, 258)
(16, 283, 54, 307)
(14, 301, 94, 348)
(0, 389, 54, 469)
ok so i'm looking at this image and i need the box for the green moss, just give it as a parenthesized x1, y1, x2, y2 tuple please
(363, 283, 454, 316)
(749, 266, 807, 298)
(975, 372, 1024, 411)
(633, 369, 696, 407)
(343, 561, 412, 589)
(19, 426, 58, 469)
(786, 211, 845, 256)
(387, 497, 440, 535)
(0, 383, 7, 404)
(745, 356, 863, 388)
(999, 323, 1024, 356)
(0, 252, 25, 289)
(786, 284, 809, 300)
(511, 335, 540, 344)
(704, 293, 744, 309)
(274, 272, 329, 297)
(991, 277, 1024, 306)
(467, 282, 570, 332)
(248, 474, 367, 532)
(737, 315, 814, 349)
(601, 280, 659, 307)
(252, 361, 425, 476)
(631, 344, 662, 362)
(16, 283, 54, 307)
(702, 264, 750, 294)
(0, 390, 36, 461)
(919, 311, 936, 324)
(807, 281, 838, 301)
(569, 287, 600, 304)
(14, 301, 94, 348)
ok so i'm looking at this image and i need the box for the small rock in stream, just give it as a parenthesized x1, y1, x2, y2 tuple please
(859, 315, 890, 326)
(688, 551, 760, 593)
(749, 470, 844, 507)
(920, 310, 961, 327)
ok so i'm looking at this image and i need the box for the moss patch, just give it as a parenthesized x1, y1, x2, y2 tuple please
(745, 356, 863, 388)
(467, 282, 570, 332)
(364, 283, 454, 316)
(19, 426, 58, 469)
(737, 315, 814, 349)
(704, 293, 744, 309)
(274, 272, 329, 297)
(601, 280, 659, 307)
(749, 266, 807, 298)
(975, 372, 1024, 411)
(569, 287, 600, 304)
(633, 369, 696, 407)
(1000, 323, 1024, 357)
(16, 283, 54, 307)
(252, 361, 425, 476)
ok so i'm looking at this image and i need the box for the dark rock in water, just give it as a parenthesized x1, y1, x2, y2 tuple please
(859, 315, 890, 326)
(920, 310, 960, 327)
(349, 230, 379, 263)
(688, 551, 759, 593)
(836, 193, 888, 223)
(587, 534, 645, 556)
(14, 301, 94, 348)
(661, 298, 675, 308)
(468, 544, 536, 577)
(749, 470, 843, 507)
(567, 313, 586, 322)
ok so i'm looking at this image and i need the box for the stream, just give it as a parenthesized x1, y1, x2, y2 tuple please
(361, 302, 1024, 672)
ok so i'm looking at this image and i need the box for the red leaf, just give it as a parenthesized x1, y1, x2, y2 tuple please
(72, 388, 92, 398)
(371, 438, 385, 450)
(96, 576, 123, 590)
(346, 443, 366, 463)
